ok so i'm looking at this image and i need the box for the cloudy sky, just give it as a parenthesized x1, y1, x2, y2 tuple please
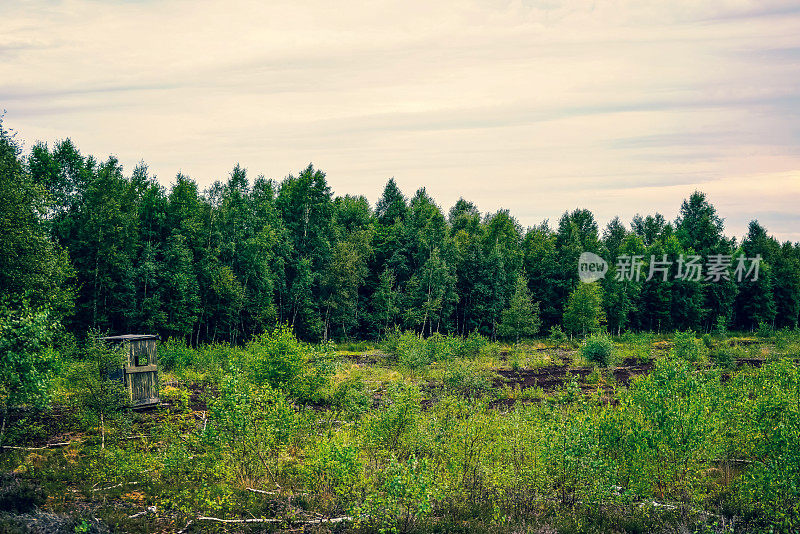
(2, 0, 800, 241)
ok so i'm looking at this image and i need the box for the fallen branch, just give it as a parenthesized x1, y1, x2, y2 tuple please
(197, 515, 354, 525)
(1, 441, 76, 451)
(129, 505, 157, 518)
(306, 516, 354, 524)
(93, 481, 139, 492)
(246, 487, 278, 495)
(198, 516, 281, 524)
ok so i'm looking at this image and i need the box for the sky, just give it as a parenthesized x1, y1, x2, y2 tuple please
(2, 0, 800, 242)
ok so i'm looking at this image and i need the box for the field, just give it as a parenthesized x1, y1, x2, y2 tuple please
(2, 328, 800, 533)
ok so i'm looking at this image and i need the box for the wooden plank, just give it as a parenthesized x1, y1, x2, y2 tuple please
(131, 397, 160, 406)
(125, 364, 157, 373)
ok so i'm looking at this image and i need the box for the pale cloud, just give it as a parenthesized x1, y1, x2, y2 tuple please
(1, 0, 799, 241)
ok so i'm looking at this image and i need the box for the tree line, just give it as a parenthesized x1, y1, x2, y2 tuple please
(2, 122, 800, 344)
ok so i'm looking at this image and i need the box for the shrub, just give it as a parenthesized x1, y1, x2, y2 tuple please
(711, 342, 741, 370)
(329, 374, 372, 418)
(396, 331, 429, 370)
(209, 372, 303, 485)
(161, 385, 190, 412)
(245, 324, 334, 401)
(671, 329, 707, 362)
(364, 384, 421, 458)
(462, 330, 489, 358)
(581, 334, 613, 366)
(426, 332, 456, 362)
(158, 338, 195, 371)
(303, 440, 363, 512)
(548, 324, 569, 348)
(380, 326, 403, 357)
(757, 321, 774, 339)
(359, 455, 435, 532)
(714, 315, 728, 338)
(442, 360, 492, 397)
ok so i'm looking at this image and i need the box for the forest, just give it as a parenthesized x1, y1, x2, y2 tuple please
(2, 122, 799, 346)
(2, 122, 800, 533)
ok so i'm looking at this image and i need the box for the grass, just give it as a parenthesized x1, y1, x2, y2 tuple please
(3, 329, 800, 532)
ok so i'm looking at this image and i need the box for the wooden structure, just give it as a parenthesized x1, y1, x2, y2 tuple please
(101, 334, 160, 408)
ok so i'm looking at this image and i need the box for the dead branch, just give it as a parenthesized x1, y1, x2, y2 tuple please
(198, 516, 281, 524)
(197, 515, 354, 525)
(246, 487, 278, 495)
(128, 505, 157, 518)
(1, 441, 76, 451)
(93, 481, 139, 492)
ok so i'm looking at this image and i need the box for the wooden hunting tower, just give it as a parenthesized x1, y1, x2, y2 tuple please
(101, 334, 160, 407)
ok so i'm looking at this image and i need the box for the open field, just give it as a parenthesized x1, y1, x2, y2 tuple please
(2, 329, 800, 533)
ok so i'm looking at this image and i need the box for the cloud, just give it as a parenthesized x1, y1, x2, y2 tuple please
(1, 0, 799, 241)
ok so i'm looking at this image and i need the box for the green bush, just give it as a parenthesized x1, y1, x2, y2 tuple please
(245, 324, 334, 401)
(425, 332, 456, 363)
(303, 440, 363, 511)
(442, 360, 492, 397)
(380, 325, 403, 357)
(701, 332, 714, 349)
(714, 315, 729, 338)
(161, 385, 190, 412)
(387, 330, 490, 369)
(757, 321, 774, 339)
(548, 324, 569, 348)
(209, 372, 303, 485)
(158, 338, 195, 371)
(359, 455, 435, 532)
(364, 384, 421, 458)
(329, 374, 372, 417)
(396, 331, 429, 369)
(461, 330, 489, 358)
(671, 329, 707, 362)
(581, 333, 613, 366)
(712, 342, 743, 369)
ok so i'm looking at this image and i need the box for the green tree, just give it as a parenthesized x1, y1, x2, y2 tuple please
(563, 282, 605, 337)
(498, 273, 541, 342)
(0, 303, 58, 444)
(404, 248, 457, 336)
(0, 123, 74, 320)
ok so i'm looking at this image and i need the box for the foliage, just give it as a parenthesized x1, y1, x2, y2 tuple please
(160, 385, 190, 412)
(442, 360, 492, 397)
(303, 440, 363, 512)
(580, 333, 614, 366)
(157, 337, 195, 372)
(6, 122, 800, 532)
(671, 329, 708, 362)
(563, 283, 605, 337)
(245, 324, 334, 401)
(64, 333, 128, 446)
(0, 303, 58, 418)
(497, 273, 541, 342)
(4, 118, 800, 344)
(548, 324, 569, 348)
(209, 371, 303, 487)
(360, 455, 435, 532)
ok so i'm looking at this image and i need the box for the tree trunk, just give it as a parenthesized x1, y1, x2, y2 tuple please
(100, 411, 105, 450)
